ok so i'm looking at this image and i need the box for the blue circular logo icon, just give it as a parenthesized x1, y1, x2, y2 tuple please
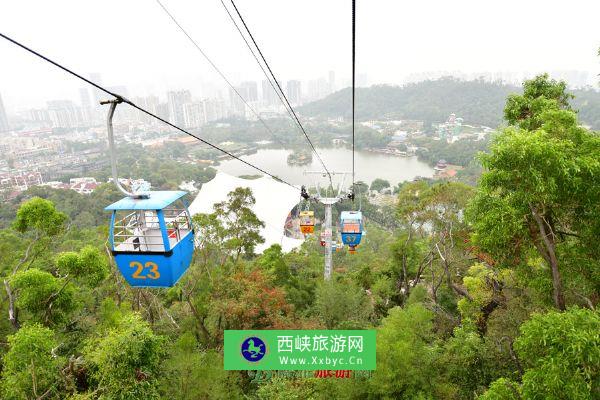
(241, 336, 266, 362)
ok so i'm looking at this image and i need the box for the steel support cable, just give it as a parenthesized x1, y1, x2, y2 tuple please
(228, 0, 333, 189)
(351, 0, 356, 196)
(155, 0, 289, 149)
(219, 0, 298, 135)
(0, 31, 298, 190)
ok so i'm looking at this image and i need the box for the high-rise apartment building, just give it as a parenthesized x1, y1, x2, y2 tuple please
(47, 100, 83, 128)
(229, 87, 246, 117)
(240, 81, 258, 102)
(156, 102, 170, 122)
(131, 95, 161, 126)
(262, 79, 282, 106)
(167, 90, 192, 126)
(79, 88, 93, 126)
(183, 102, 206, 128)
(203, 98, 227, 122)
(328, 70, 336, 93)
(79, 88, 91, 109)
(27, 108, 50, 124)
(307, 78, 331, 101)
(0, 92, 9, 132)
(144, 95, 160, 114)
(89, 73, 104, 105)
(286, 80, 302, 105)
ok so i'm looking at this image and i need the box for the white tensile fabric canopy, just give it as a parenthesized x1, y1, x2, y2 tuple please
(188, 171, 304, 253)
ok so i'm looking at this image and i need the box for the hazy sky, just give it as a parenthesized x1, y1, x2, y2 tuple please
(0, 0, 598, 111)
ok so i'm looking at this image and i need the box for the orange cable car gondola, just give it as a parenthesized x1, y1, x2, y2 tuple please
(299, 210, 315, 234)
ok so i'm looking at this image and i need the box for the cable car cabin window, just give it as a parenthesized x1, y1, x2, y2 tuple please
(163, 199, 192, 242)
(300, 215, 314, 226)
(112, 202, 192, 253)
(113, 210, 164, 252)
(299, 211, 315, 226)
(342, 221, 361, 234)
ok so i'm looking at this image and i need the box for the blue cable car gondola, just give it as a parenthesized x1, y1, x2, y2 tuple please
(101, 98, 195, 288)
(106, 191, 194, 287)
(340, 211, 363, 254)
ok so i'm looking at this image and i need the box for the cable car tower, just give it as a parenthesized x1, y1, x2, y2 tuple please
(303, 171, 354, 280)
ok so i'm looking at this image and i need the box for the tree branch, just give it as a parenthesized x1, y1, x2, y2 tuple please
(498, 336, 524, 377)
(530, 204, 565, 310)
(13, 232, 40, 274)
(4, 279, 19, 329)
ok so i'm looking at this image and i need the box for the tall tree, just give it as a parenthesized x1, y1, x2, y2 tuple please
(468, 75, 600, 310)
(4, 198, 67, 328)
(211, 187, 265, 262)
(181, 187, 268, 346)
(395, 181, 474, 304)
(504, 73, 573, 130)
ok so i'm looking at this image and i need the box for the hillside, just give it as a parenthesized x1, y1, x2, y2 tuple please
(299, 77, 600, 129)
(0, 71, 598, 399)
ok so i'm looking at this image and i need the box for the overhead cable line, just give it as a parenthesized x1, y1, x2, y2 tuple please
(351, 0, 356, 194)
(0, 31, 298, 190)
(219, 0, 319, 164)
(155, 0, 288, 149)
(219, 0, 298, 134)
(227, 0, 334, 188)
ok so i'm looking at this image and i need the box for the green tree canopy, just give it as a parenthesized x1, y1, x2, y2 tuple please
(211, 187, 265, 260)
(56, 245, 109, 286)
(515, 307, 600, 400)
(370, 178, 391, 192)
(13, 197, 67, 237)
(468, 75, 600, 310)
(0, 324, 62, 399)
(371, 303, 441, 399)
(504, 73, 573, 130)
(84, 313, 165, 400)
(10, 269, 76, 325)
(481, 307, 600, 400)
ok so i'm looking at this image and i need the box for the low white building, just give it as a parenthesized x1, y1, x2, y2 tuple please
(179, 180, 198, 193)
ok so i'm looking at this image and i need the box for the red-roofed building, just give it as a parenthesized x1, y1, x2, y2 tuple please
(70, 181, 98, 195)
(437, 168, 458, 179)
(0, 171, 43, 191)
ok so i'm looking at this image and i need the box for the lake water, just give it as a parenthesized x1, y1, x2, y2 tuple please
(215, 148, 434, 187)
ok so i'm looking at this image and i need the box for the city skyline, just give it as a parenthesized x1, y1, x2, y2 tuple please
(1, 0, 599, 111)
(1, 67, 598, 126)
(0, 69, 345, 131)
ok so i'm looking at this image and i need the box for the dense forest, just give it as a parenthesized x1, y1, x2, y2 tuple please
(0, 75, 598, 399)
(298, 77, 600, 130)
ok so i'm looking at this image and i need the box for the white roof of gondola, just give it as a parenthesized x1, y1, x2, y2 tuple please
(188, 171, 304, 253)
